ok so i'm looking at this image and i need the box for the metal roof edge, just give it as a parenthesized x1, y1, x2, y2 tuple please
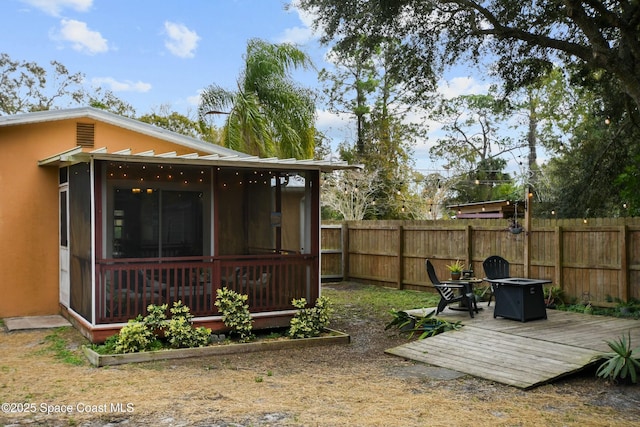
(0, 107, 246, 158)
(77, 151, 362, 171)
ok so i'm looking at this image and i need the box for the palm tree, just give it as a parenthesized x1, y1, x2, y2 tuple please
(199, 38, 316, 159)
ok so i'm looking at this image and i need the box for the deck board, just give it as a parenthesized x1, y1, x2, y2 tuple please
(387, 305, 640, 389)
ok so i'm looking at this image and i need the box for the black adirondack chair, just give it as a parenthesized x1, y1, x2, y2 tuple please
(482, 255, 510, 306)
(425, 259, 478, 318)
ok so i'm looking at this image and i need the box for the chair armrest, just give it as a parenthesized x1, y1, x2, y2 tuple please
(435, 283, 466, 289)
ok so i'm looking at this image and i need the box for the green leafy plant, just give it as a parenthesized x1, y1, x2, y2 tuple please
(385, 309, 418, 332)
(143, 303, 168, 331)
(165, 301, 211, 348)
(114, 318, 157, 354)
(544, 285, 565, 308)
(614, 298, 639, 316)
(110, 301, 210, 353)
(288, 296, 333, 339)
(215, 287, 254, 342)
(385, 309, 462, 339)
(596, 332, 640, 384)
(445, 260, 464, 273)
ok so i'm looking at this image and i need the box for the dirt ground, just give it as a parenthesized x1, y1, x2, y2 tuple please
(1, 282, 640, 427)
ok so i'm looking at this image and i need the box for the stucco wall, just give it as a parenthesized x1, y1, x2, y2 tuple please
(0, 122, 69, 317)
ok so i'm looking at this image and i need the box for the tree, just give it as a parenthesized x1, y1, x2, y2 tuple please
(0, 53, 84, 115)
(429, 92, 517, 203)
(321, 169, 378, 220)
(296, 1, 640, 110)
(139, 105, 220, 143)
(87, 87, 137, 118)
(539, 72, 640, 218)
(198, 39, 316, 159)
(319, 47, 378, 154)
(320, 38, 428, 218)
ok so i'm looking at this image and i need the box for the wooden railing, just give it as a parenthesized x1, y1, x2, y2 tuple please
(96, 254, 318, 324)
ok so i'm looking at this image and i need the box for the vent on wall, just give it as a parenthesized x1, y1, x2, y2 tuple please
(76, 123, 95, 147)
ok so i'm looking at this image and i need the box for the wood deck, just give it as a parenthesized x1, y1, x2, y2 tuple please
(385, 305, 640, 389)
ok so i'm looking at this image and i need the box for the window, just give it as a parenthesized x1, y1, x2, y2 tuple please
(112, 188, 203, 258)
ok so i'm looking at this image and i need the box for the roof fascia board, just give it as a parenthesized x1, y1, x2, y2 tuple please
(37, 146, 84, 166)
(73, 152, 360, 172)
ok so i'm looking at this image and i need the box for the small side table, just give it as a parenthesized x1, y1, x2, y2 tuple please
(441, 278, 484, 311)
(491, 278, 551, 322)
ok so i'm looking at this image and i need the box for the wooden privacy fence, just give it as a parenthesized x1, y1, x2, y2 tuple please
(320, 218, 640, 305)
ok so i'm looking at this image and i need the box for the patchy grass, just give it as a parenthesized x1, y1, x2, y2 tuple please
(34, 327, 86, 366)
(322, 282, 441, 320)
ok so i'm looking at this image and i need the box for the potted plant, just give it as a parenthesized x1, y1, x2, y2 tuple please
(446, 259, 464, 280)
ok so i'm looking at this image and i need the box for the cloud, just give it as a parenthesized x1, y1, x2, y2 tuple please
(276, 0, 319, 44)
(163, 21, 200, 58)
(315, 109, 355, 150)
(438, 76, 491, 99)
(91, 77, 151, 93)
(21, 0, 92, 16)
(186, 90, 203, 107)
(277, 26, 314, 45)
(52, 19, 108, 54)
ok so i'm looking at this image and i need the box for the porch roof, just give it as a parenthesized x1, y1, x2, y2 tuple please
(1, 107, 360, 172)
(38, 146, 360, 172)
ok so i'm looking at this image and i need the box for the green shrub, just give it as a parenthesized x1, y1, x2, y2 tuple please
(165, 301, 211, 348)
(112, 301, 210, 353)
(288, 296, 333, 339)
(215, 287, 254, 342)
(114, 319, 156, 353)
(143, 303, 168, 331)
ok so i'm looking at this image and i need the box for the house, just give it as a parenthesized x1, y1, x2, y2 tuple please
(0, 107, 356, 342)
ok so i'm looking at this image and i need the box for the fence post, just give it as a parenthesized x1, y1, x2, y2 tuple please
(620, 225, 629, 301)
(397, 225, 404, 290)
(465, 224, 472, 270)
(554, 225, 563, 289)
(342, 221, 349, 281)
